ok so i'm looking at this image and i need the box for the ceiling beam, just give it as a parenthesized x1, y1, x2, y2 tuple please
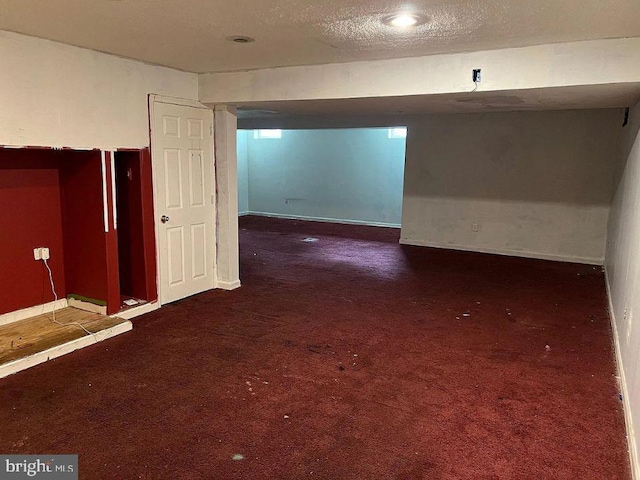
(199, 38, 640, 106)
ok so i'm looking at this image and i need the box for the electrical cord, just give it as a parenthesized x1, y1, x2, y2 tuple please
(43, 258, 96, 337)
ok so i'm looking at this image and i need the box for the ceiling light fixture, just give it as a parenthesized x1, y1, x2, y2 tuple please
(226, 35, 256, 44)
(383, 13, 422, 28)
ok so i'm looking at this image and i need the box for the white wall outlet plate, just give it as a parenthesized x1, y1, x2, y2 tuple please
(33, 247, 50, 260)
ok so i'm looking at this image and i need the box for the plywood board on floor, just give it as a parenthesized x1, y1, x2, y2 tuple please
(0, 307, 127, 365)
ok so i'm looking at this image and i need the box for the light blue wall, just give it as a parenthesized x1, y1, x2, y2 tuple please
(237, 130, 249, 214)
(237, 128, 406, 226)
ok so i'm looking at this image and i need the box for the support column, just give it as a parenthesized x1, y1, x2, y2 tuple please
(214, 105, 240, 290)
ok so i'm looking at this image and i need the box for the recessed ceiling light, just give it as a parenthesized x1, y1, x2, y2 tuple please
(383, 13, 423, 28)
(226, 35, 256, 44)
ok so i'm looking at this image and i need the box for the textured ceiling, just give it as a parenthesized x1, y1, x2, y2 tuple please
(0, 0, 639, 73)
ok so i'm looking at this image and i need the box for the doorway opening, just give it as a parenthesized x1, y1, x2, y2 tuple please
(237, 126, 407, 227)
(236, 126, 408, 284)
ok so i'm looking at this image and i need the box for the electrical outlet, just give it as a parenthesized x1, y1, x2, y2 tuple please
(472, 222, 479, 232)
(33, 247, 50, 261)
(473, 69, 481, 83)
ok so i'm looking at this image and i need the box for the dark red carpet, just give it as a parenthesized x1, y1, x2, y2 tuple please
(0, 216, 630, 479)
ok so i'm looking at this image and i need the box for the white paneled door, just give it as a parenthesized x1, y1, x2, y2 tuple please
(152, 101, 215, 304)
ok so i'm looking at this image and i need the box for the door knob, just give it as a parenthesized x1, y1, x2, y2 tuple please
(161, 215, 170, 224)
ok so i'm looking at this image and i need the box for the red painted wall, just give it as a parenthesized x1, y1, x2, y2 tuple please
(0, 151, 67, 314)
(59, 151, 110, 306)
(115, 149, 157, 302)
(139, 149, 158, 302)
(116, 151, 146, 299)
(0, 148, 111, 314)
(1, 147, 156, 316)
(103, 152, 121, 314)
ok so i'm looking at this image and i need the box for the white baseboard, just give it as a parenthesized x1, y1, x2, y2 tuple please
(217, 280, 241, 290)
(67, 298, 107, 315)
(116, 301, 160, 320)
(244, 211, 401, 229)
(0, 299, 68, 327)
(399, 237, 603, 265)
(0, 320, 133, 379)
(239, 211, 250, 217)
(605, 269, 639, 479)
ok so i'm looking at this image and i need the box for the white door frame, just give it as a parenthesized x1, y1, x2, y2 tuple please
(149, 94, 217, 305)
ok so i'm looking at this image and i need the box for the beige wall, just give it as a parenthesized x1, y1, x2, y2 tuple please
(199, 38, 640, 105)
(606, 99, 640, 476)
(401, 109, 620, 264)
(0, 31, 198, 149)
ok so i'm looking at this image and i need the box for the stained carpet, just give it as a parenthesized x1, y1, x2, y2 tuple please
(0, 216, 630, 479)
